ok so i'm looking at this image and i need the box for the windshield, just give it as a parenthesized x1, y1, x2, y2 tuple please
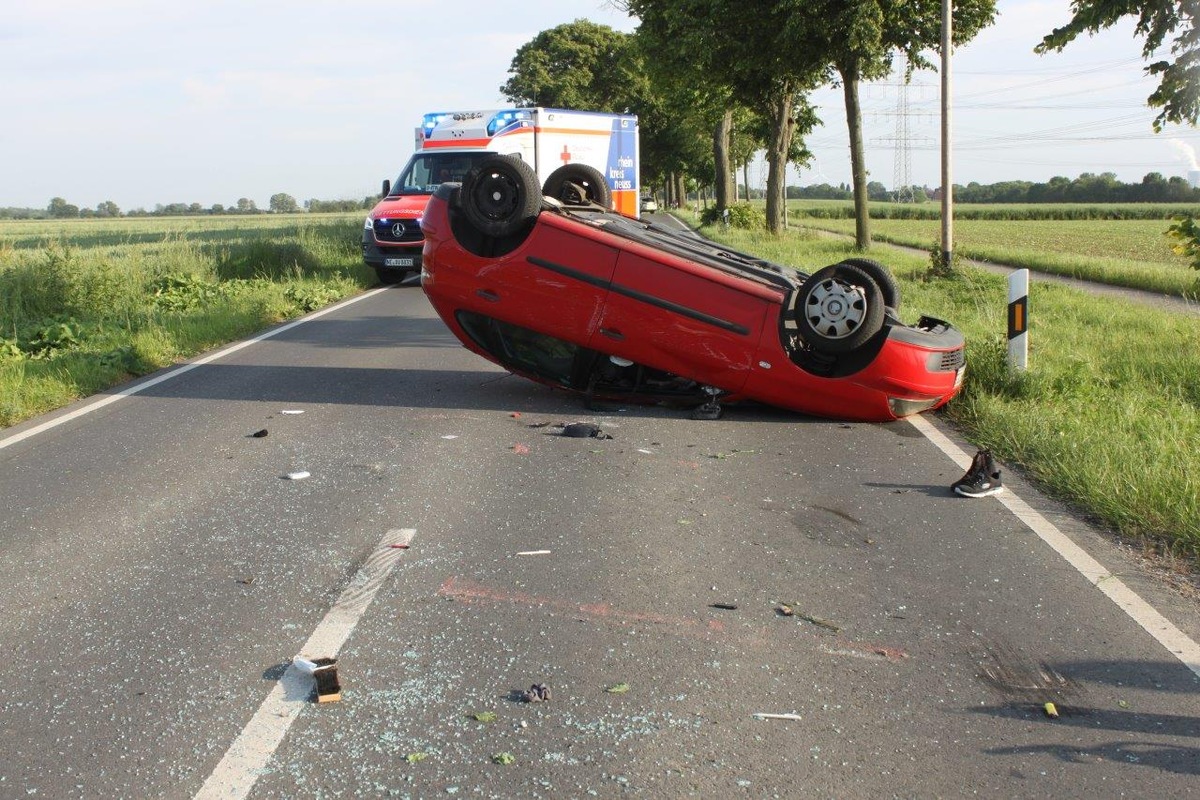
(389, 152, 501, 196)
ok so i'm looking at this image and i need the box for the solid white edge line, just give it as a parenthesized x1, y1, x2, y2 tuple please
(0, 287, 389, 452)
(194, 527, 415, 800)
(907, 413, 1200, 680)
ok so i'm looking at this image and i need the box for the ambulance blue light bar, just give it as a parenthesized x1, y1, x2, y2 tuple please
(486, 109, 533, 137)
(421, 113, 453, 138)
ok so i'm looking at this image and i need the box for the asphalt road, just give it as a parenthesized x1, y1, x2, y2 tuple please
(1, 275, 1197, 799)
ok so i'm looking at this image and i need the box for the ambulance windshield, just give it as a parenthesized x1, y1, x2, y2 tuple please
(391, 152, 500, 196)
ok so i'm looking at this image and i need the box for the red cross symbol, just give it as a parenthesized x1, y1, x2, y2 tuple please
(560, 145, 572, 165)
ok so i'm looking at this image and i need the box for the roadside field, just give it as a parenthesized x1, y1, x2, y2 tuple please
(794, 216, 1200, 298)
(677, 210, 1200, 562)
(785, 198, 1200, 220)
(0, 213, 370, 427)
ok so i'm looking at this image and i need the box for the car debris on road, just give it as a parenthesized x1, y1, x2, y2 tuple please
(294, 657, 341, 703)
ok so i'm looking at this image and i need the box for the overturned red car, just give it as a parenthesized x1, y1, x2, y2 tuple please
(419, 155, 964, 422)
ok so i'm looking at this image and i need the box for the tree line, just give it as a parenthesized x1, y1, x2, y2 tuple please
(782, 171, 1200, 204)
(10, 170, 1197, 223)
(0, 194, 376, 221)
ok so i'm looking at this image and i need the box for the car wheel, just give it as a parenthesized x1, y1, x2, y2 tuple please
(461, 155, 542, 238)
(796, 263, 885, 354)
(542, 164, 611, 208)
(837, 257, 901, 310)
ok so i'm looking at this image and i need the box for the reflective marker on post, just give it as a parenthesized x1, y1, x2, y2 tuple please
(1007, 269, 1029, 371)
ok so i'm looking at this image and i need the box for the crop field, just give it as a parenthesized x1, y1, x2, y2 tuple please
(801, 216, 1185, 265)
(0, 213, 370, 427)
(793, 213, 1200, 298)
(785, 198, 1200, 221)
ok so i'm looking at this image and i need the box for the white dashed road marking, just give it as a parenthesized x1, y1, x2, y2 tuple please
(194, 527, 416, 800)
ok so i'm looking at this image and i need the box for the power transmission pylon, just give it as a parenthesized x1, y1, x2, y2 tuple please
(892, 75, 915, 203)
(868, 59, 933, 203)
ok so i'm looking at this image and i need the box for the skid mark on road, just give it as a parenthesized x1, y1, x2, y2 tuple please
(194, 527, 415, 800)
(436, 576, 909, 662)
(438, 575, 727, 638)
(908, 414, 1200, 681)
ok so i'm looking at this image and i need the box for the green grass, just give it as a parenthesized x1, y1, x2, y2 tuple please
(678, 209, 1200, 562)
(797, 215, 1200, 298)
(0, 213, 371, 426)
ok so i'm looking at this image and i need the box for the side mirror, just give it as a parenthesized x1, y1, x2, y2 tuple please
(381, 179, 391, 197)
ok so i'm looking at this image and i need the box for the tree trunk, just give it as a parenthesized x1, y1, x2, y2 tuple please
(840, 64, 871, 250)
(764, 86, 796, 235)
(743, 162, 750, 202)
(713, 110, 733, 209)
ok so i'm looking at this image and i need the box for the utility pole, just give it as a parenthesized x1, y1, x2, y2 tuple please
(940, 0, 953, 271)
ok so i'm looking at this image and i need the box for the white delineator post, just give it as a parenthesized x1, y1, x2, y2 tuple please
(1008, 269, 1029, 371)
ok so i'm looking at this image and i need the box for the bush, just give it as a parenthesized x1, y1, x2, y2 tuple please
(700, 202, 765, 229)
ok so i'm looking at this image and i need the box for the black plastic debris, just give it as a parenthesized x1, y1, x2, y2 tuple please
(250, 429, 269, 438)
(522, 683, 551, 703)
(561, 423, 612, 440)
(709, 603, 739, 611)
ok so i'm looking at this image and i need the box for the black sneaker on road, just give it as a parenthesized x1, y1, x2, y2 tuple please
(952, 449, 1004, 498)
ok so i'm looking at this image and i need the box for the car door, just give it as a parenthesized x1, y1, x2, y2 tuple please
(476, 216, 619, 350)
(591, 245, 771, 392)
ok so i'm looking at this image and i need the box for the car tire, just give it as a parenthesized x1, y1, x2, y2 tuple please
(542, 164, 611, 208)
(836, 258, 900, 311)
(796, 263, 885, 354)
(461, 155, 542, 238)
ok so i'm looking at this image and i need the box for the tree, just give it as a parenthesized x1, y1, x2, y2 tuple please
(501, 20, 647, 112)
(1037, 0, 1200, 131)
(626, 0, 825, 233)
(96, 200, 121, 217)
(269, 193, 299, 213)
(47, 197, 79, 218)
(502, 19, 694, 205)
(236, 198, 258, 214)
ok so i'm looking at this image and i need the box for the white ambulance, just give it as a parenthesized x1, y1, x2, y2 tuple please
(362, 108, 640, 284)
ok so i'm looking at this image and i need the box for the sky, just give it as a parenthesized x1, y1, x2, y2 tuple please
(1, 0, 1198, 212)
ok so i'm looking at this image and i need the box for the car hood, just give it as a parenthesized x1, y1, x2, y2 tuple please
(370, 194, 429, 220)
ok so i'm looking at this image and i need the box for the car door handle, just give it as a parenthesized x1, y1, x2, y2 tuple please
(475, 289, 500, 302)
(600, 327, 624, 341)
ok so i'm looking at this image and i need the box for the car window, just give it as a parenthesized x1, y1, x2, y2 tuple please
(456, 312, 579, 386)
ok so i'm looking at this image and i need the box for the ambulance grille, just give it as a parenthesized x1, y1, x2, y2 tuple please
(373, 218, 424, 244)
